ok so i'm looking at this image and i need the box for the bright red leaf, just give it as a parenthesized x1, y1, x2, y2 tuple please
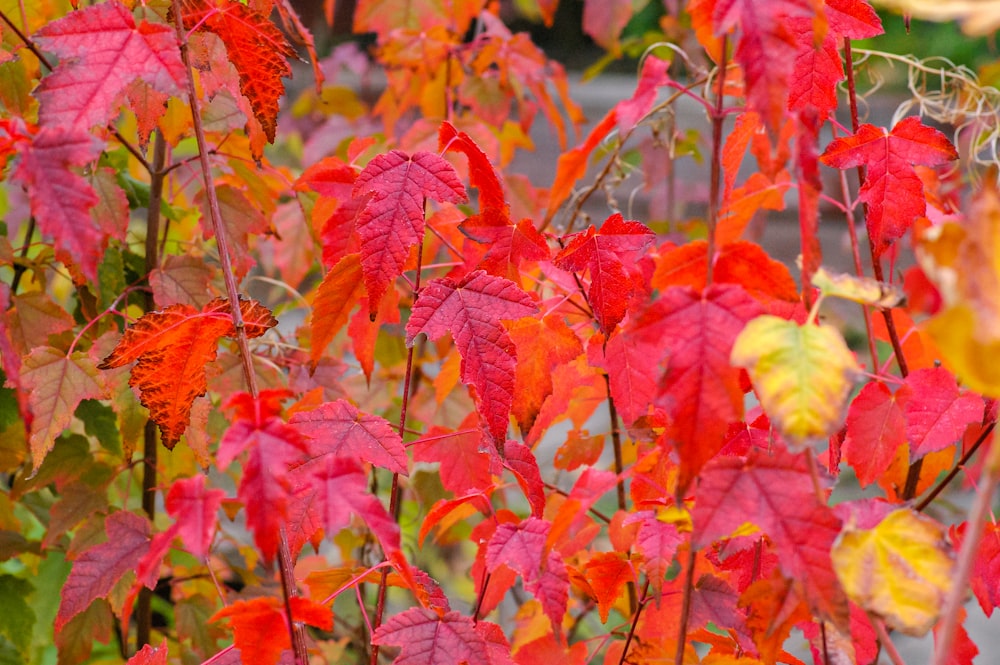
(353, 150, 467, 316)
(412, 422, 493, 495)
(126, 640, 168, 665)
(181, 0, 296, 143)
(211, 596, 332, 665)
(99, 297, 277, 448)
(218, 390, 309, 563)
(372, 608, 490, 665)
(954, 521, 1000, 617)
(11, 127, 103, 281)
(583, 551, 636, 622)
(289, 398, 407, 474)
(165, 474, 224, 560)
(693, 445, 849, 629)
(656, 284, 764, 493)
(406, 270, 537, 445)
(900, 367, 984, 460)
(843, 381, 909, 487)
(486, 517, 547, 584)
(33, 0, 184, 132)
(439, 120, 508, 223)
(57, 511, 150, 632)
(820, 117, 958, 252)
(503, 441, 547, 518)
(289, 455, 402, 559)
(710, 0, 815, 132)
(554, 213, 655, 333)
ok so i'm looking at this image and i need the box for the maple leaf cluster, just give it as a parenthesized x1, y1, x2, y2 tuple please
(1, 1, 999, 665)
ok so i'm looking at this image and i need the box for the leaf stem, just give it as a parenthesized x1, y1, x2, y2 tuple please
(170, 3, 306, 662)
(674, 544, 697, 665)
(9, 217, 34, 295)
(370, 231, 425, 665)
(916, 421, 996, 512)
(617, 580, 649, 665)
(843, 37, 919, 497)
(871, 616, 907, 665)
(602, 373, 636, 614)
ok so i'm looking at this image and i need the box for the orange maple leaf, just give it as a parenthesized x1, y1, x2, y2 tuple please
(99, 297, 276, 448)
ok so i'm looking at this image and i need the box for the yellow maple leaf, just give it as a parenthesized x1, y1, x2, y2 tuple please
(832, 509, 954, 636)
(730, 315, 860, 446)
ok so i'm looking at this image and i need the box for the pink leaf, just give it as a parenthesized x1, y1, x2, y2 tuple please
(290, 399, 408, 475)
(406, 270, 537, 444)
(372, 608, 489, 665)
(353, 150, 467, 316)
(57, 511, 150, 631)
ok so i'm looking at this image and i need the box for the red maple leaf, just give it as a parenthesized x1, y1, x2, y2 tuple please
(953, 521, 1000, 617)
(181, 0, 296, 143)
(288, 455, 402, 559)
(218, 390, 309, 562)
(692, 446, 849, 628)
(656, 284, 764, 493)
(10, 126, 103, 281)
(372, 607, 490, 665)
(503, 441, 547, 518)
(56, 511, 150, 632)
(405, 270, 537, 445)
(353, 150, 467, 316)
(820, 117, 958, 252)
(486, 517, 547, 584)
(787, 0, 882, 117)
(412, 421, 493, 495)
(554, 213, 655, 333)
(126, 640, 168, 665)
(583, 551, 637, 622)
(461, 216, 551, 284)
(624, 511, 684, 592)
(211, 596, 332, 665)
(842, 381, 908, 487)
(439, 120, 508, 223)
(289, 398, 407, 474)
(164, 474, 224, 560)
(33, 0, 185, 132)
(900, 367, 984, 460)
(709, 0, 816, 132)
(99, 297, 277, 448)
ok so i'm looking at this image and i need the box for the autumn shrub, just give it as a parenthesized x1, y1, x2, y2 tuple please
(1, 1, 1000, 664)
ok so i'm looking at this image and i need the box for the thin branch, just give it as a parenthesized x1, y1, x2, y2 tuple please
(674, 545, 697, 665)
(370, 230, 426, 665)
(170, 2, 306, 662)
(705, 35, 729, 287)
(617, 580, 650, 665)
(916, 422, 996, 512)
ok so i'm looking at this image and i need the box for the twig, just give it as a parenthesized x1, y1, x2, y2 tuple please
(170, 2, 307, 662)
(932, 437, 1000, 665)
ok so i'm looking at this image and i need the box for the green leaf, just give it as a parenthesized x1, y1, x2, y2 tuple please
(76, 399, 121, 456)
(97, 246, 126, 314)
(0, 576, 36, 656)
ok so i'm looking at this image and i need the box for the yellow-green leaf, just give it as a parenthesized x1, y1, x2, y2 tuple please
(730, 315, 859, 445)
(832, 509, 954, 635)
(811, 266, 903, 309)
